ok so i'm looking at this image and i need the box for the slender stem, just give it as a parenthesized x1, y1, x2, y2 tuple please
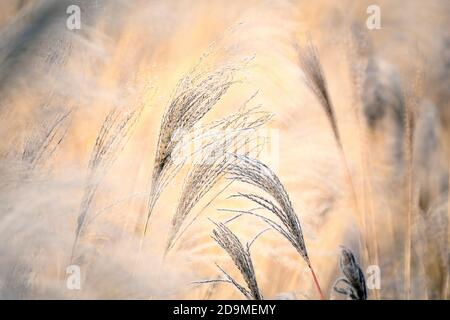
(338, 145, 371, 266)
(446, 130, 450, 299)
(404, 67, 422, 300)
(357, 109, 380, 300)
(308, 262, 325, 300)
(404, 97, 414, 300)
(405, 161, 412, 300)
(133, 194, 157, 277)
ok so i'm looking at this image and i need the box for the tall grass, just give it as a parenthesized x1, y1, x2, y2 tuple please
(360, 56, 406, 294)
(222, 154, 325, 299)
(332, 246, 367, 300)
(1, 0, 449, 300)
(297, 40, 370, 267)
(195, 221, 264, 300)
(71, 103, 144, 261)
(22, 109, 73, 171)
(444, 148, 450, 299)
(447, 136, 450, 300)
(403, 66, 422, 299)
(143, 62, 238, 237)
(403, 95, 414, 300)
(166, 106, 272, 252)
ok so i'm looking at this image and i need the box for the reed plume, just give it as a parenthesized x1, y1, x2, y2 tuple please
(223, 154, 325, 299)
(196, 221, 263, 300)
(332, 246, 367, 300)
(297, 40, 340, 146)
(71, 103, 144, 261)
(22, 109, 73, 171)
(297, 40, 369, 266)
(166, 106, 272, 252)
(143, 62, 238, 236)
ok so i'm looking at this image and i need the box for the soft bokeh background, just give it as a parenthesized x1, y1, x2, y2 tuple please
(0, 0, 449, 299)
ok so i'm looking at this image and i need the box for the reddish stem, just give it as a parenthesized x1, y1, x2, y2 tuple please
(309, 264, 325, 300)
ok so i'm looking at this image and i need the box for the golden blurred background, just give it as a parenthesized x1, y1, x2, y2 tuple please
(0, 0, 449, 299)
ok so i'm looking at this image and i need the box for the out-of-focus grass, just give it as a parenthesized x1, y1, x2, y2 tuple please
(0, 0, 449, 299)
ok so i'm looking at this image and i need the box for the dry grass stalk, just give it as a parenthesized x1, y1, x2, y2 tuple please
(416, 198, 449, 299)
(404, 108, 413, 300)
(167, 141, 231, 253)
(224, 154, 325, 299)
(143, 63, 239, 237)
(297, 40, 341, 146)
(196, 221, 264, 300)
(22, 109, 73, 170)
(348, 50, 390, 299)
(359, 106, 381, 300)
(166, 106, 272, 252)
(297, 40, 370, 266)
(404, 68, 421, 299)
(71, 104, 144, 260)
(332, 246, 367, 300)
(448, 135, 450, 300)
